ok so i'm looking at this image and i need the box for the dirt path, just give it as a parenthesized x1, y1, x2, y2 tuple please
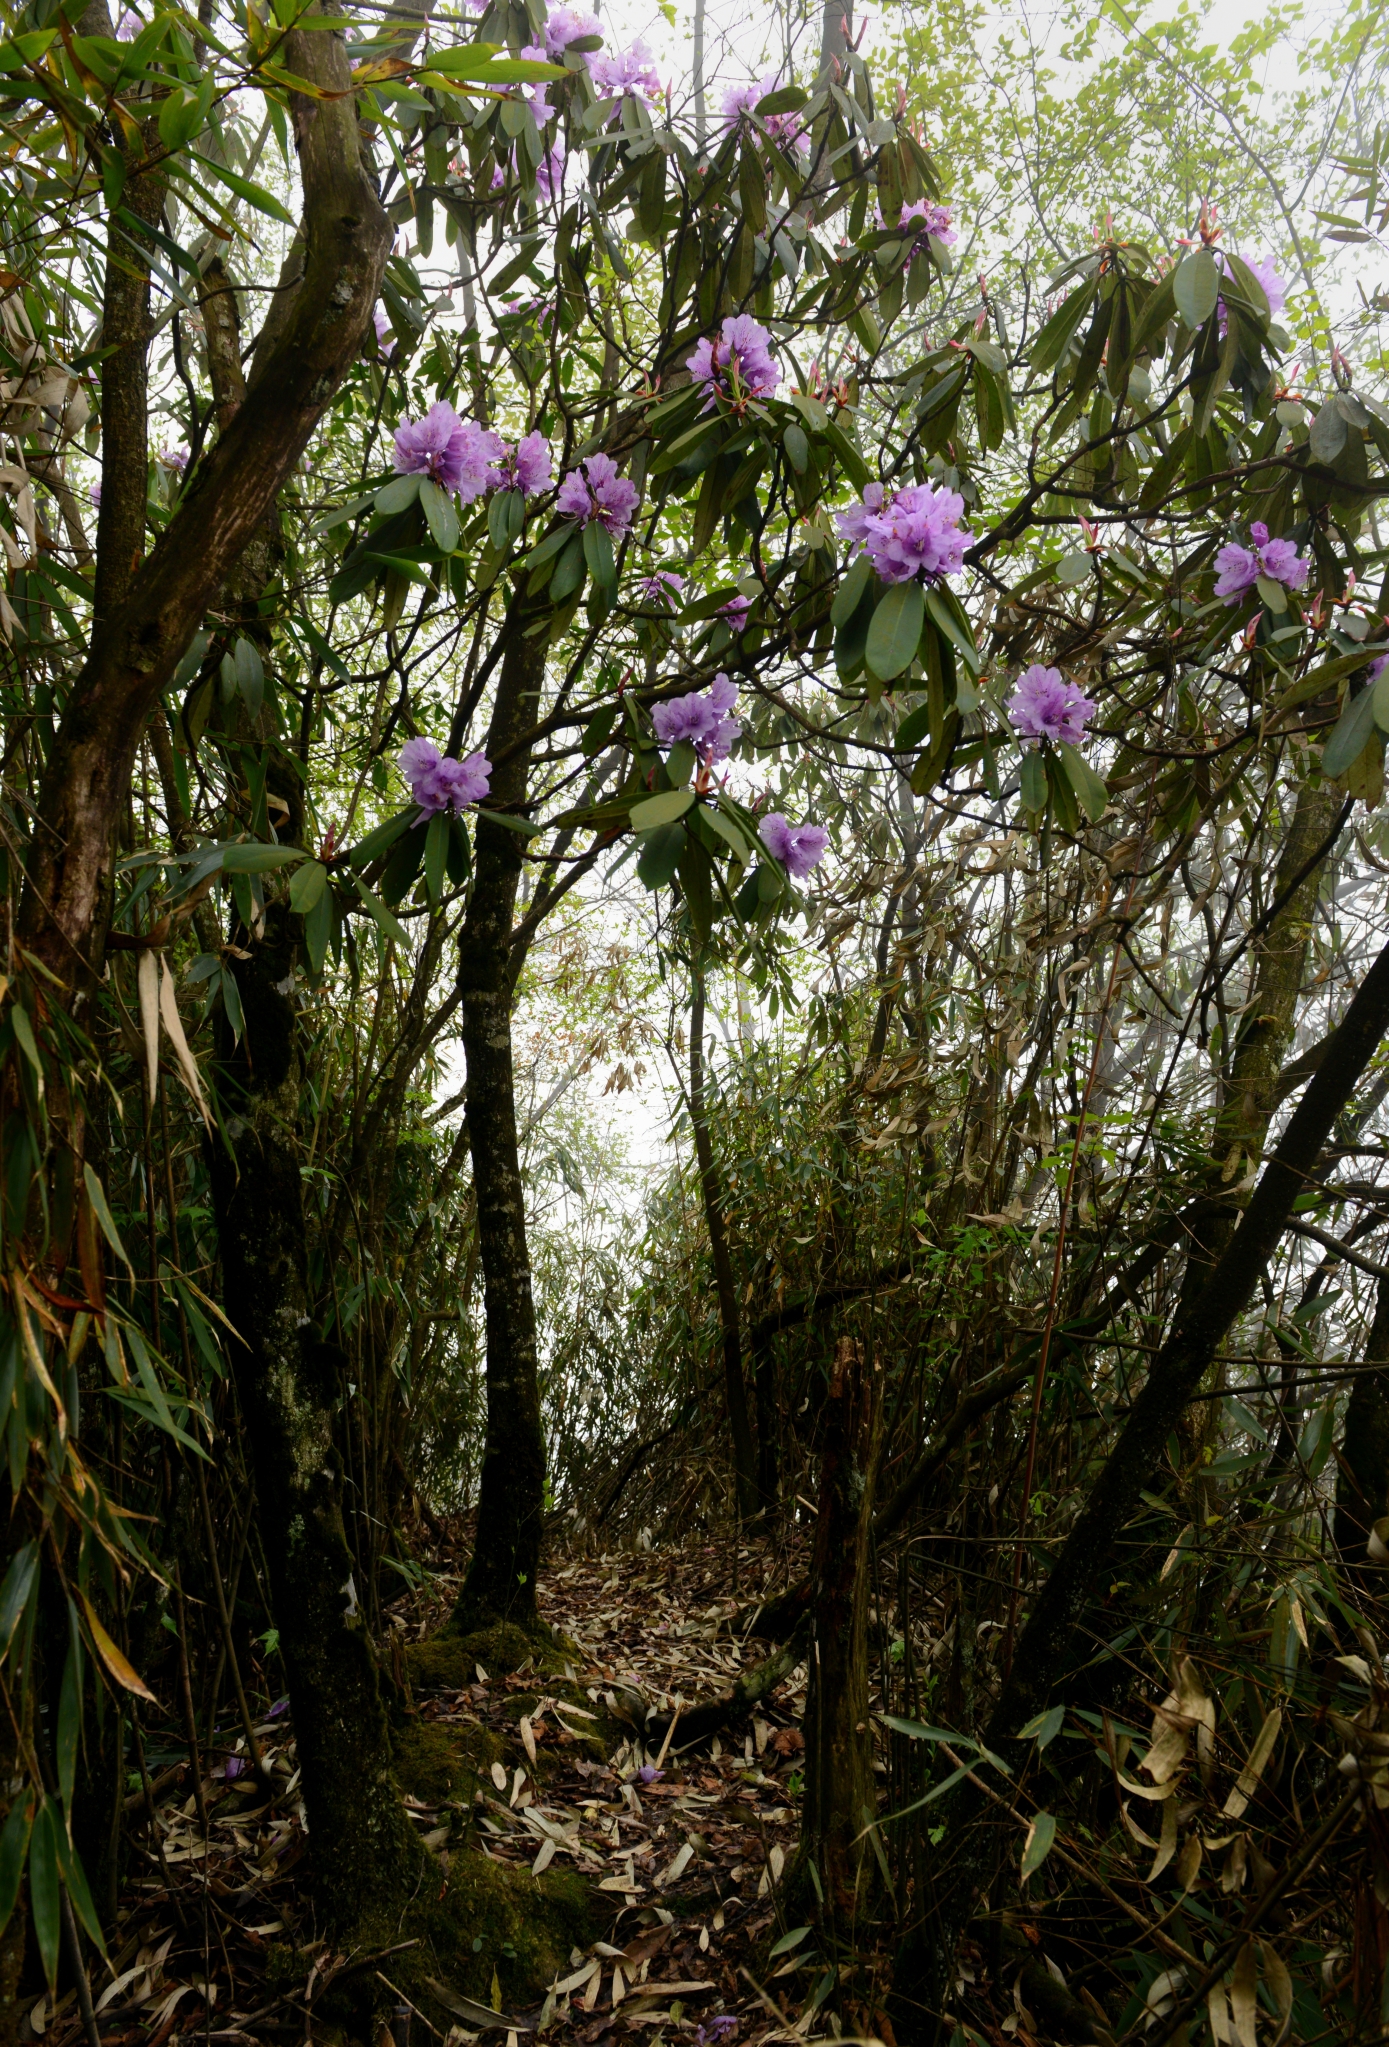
(39, 1537, 838, 2047)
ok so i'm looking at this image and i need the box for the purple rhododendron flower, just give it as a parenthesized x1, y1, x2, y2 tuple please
(687, 315, 779, 411)
(694, 2018, 739, 2044)
(453, 418, 508, 504)
(393, 401, 471, 492)
(759, 813, 827, 877)
(555, 453, 639, 537)
(490, 431, 553, 497)
(719, 592, 752, 629)
(651, 672, 741, 764)
(1216, 252, 1287, 337)
(159, 443, 190, 474)
(635, 1764, 664, 1784)
(721, 74, 808, 151)
(835, 479, 971, 584)
(90, 479, 102, 508)
(589, 41, 662, 101)
(400, 737, 492, 817)
(1213, 520, 1309, 602)
(639, 569, 686, 608)
(115, 7, 141, 36)
(1007, 664, 1096, 747)
(900, 198, 956, 251)
(373, 304, 397, 360)
(544, 5, 601, 58)
(517, 43, 554, 121)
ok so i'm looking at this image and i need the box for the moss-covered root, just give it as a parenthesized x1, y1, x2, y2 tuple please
(309, 1847, 599, 2041)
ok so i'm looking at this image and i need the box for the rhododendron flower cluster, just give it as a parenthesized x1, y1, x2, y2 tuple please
(544, 5, 600, 57)
(589, 41, 662, 101)
(687, 316, 779, 410)
(719, 593, 752, 630)
(836, 479, 971, 584)
(394, 404, 553, 503)
(555, 453, 639, 537)
(400, 737, 492, 816)
(900, 199, 956, 252)
(759, 813, 828, 877)
(158, 443, 190, 474)
(1213, 521, 1309, 601)
(651, 673, 740, 764)
(1007, 665, 1097, 747)
(721, 75, 809, 151)
(490, 432, 553, 497)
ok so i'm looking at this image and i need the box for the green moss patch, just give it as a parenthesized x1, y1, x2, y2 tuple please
(393, 1717, 504, 1804)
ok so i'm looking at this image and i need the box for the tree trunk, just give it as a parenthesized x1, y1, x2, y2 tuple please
(801, 1335, 882, 1930)
(910, 928, 1389, 2013)
(450, 621, 549, 1633)
(1335, 1273, 1389, 1595)
(208, 912, 423, 1931)
(18, 11, 389, 991)
(689, 974, 760, 1521)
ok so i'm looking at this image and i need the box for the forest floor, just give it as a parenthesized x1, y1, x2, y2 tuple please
(37, 1532, 851, 2047)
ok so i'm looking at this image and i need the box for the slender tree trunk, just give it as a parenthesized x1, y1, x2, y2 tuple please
(1335, 1274, 1389, 1594)
(911, 929, 1389, 2012)
(208, 913, 423, 1931)
(689, 973, 760, 1521)
(1173, 781, 1343, 1485)
(450, 622, 549, 1632)
(801, 1335, 881, 1928)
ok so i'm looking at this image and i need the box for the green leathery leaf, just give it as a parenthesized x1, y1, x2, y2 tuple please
(420, 476, 460, 553)
(636, 821, 686, 889)
(1020, 749, 1048, 815)
(347, 807, 415, 868)
(830, 556, 873, 631)
(220, 841, 304, 873)
(375, 472, 421, 515)
(1058, 742, 1108, 822)
(550, 533, 587, 603)
(583, 518, 616, 592)
(288, 860, 327, 914)
(304, 887, 334, 976)
(865, 579, 925, 684)
(424, 810, 450, 903)
(893, 703, 932, 752)
(1323, 685, 1381, 778)
(1172, 247, 1219, 330)
(354, 876, 411, 948)
(630, 787, 697, 830)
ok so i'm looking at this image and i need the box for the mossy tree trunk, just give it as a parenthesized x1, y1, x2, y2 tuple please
(209, 912, 422, 1931)
(451, 621, 548, 1633)
(801, 1335, 883, 1936)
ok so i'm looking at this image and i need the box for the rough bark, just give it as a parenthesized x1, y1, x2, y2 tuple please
(18, 13, 390, 990)
(801, 1335, 882, 1929)
(450, 619, 549, 1632)
(1334, 1273, 1389, 1595)
(208, 912, 423, 1931)
(689, 975, 760, 1521)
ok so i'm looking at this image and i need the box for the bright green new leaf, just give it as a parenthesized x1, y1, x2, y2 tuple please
(288, 860, 328, 913)
(420, 477, 460, 553)
(1172, 247, 1219, 329)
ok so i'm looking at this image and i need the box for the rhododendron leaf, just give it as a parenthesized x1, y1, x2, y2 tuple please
(831, 553, 873, 629)
(288, 860, 327, 913)
(375, 473, 420, 515)
(636, 821, 686, 889)
(347, 808, 415, 868)
(1322, 685, 1380, 778)
(893, 703, 933, 752)
(1308, 401, 1348, 464)
(865, 579, 924, 684)
(551, 534, 587, 603)
(420, 477, 460, 554)
(1029, 285, 1094, 373)
(1172, 247, 1219, 329)
(424, 812, 450, 903)
(756, 86, 807, 115)
(583, 518, 617, 591)
(1059, 742, 1108, 823)
(1020, 750, 1048, 815)
(631, 787, 696, 830)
